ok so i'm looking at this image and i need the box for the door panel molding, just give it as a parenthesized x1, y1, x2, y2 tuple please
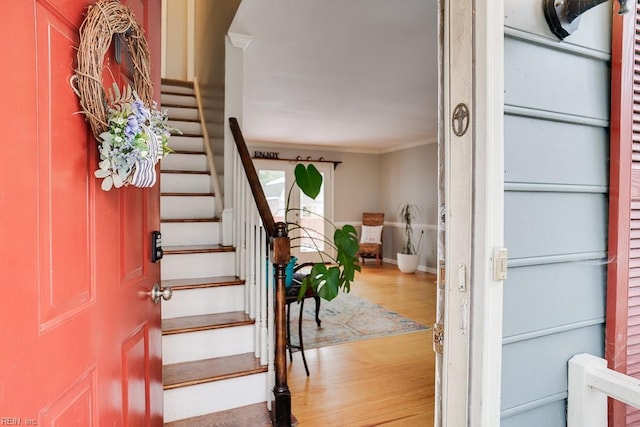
(36, 0, 95, 332)
(40, 366, 98, 426)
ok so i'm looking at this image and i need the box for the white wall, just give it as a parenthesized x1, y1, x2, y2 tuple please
(164, 0, 189, 80)
(247, 144, 381, 223)
(248, 142, 439, 272)
(194, 0, 241, 88)
(380, 143, 438, 271)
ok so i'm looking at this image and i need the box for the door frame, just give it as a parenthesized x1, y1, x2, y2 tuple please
(437, 1, 504, 425)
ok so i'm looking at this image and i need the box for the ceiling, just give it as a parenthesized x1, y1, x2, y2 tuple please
(228, 0, 438, 153)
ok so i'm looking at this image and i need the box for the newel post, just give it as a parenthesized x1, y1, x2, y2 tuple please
(271, 221, 292, 426)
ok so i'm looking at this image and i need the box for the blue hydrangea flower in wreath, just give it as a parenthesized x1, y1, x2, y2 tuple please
(94, 83, 178, 191)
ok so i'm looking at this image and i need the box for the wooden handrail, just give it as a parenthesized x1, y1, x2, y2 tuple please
(228, 117, 291, 426)
(229, 117, 276, 237)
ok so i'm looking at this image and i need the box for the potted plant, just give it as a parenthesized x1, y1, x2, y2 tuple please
(285, 164, 361, 301)
(397, 203, 423, 273)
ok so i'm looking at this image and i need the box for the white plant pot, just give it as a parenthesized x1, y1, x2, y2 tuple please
(397, 253, 419, 273)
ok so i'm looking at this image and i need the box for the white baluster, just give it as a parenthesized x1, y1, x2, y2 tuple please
(251, 208, 260, 358)
(234, 153, 241, 276)
(233, 154, 245, 272)
(246, 182, 254, 319)
(265, 225, 275, 390)
(259, 221, 268, 364)
(239, 179, 248, 315)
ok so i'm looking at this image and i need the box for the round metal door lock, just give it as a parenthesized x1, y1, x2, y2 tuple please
(147, 282, 172, 304)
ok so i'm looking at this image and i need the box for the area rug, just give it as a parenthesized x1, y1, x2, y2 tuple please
(287, 292, 429, 351)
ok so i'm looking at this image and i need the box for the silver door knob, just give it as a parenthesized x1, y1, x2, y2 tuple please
(148, 283, 172, 304)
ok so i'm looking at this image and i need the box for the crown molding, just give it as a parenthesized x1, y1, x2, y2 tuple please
(228, 32, 252, 49)
(247, 136, 437, 155)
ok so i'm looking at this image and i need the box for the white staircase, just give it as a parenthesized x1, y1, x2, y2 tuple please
(159, 79, 270, 425)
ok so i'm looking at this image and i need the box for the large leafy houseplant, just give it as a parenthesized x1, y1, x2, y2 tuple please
(286, 164, 360, 301)
(398, 203, 423, 255)
(397, 203, 423, 273)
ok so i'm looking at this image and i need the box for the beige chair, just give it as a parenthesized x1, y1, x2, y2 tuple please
(358, 212, 384, 265)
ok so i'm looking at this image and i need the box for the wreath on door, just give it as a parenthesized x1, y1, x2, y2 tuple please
(71, 0, 174, 191)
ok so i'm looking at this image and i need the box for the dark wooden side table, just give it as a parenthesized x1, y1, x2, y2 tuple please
(285, 275, 321, 376)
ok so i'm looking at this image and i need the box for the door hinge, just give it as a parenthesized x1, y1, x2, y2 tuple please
(433, 322, 444, 354)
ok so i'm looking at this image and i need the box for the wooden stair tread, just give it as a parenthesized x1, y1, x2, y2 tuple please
(161, 78, 194, 88)
(162, 91, 195, 97)
(162, 276, 244, 291)
(163, 403, 298, 427)
(164, 244, 234, 255)
(168, 134, 203, 139)
(165, 106, 198, 111)
(160, 170, 208, 175)
(163, 353, 266, 390)
(162, 311, 253, 335)
(171, 150, 206, 155)
(167, 118, 200, 123)
(161, 217, 220, 223)
(161, 192, 215, 197)
(162, 104, 198, 110)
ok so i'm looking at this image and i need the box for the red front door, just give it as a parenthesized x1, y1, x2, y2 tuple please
(0, 1, 162, 424)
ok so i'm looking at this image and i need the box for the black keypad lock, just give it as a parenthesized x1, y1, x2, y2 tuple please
(151, 231, 163, 262)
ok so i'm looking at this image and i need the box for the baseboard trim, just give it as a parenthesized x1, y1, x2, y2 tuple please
(381, 257, 436, 275)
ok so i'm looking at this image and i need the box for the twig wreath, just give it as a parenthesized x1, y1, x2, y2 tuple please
(71, 0, 175, 191)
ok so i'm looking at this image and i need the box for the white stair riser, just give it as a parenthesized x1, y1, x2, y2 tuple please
(161, 251, 236, 281)
(161, 196, 215, 219)
(166, 106, 198, 121)
(161, 153, 208, 172)
(167, 136, 204, 152)
(161, 222, 221, 246)
(163, 373, 268, 422)
(160, 85, 266, 420)
(169, 120, 201, 135)
(161, 173, 211, 194)
(162, 93, 196, 107)
(162, 325, 255, 364)
(161, 283, 244, 318)
(161, 84, 195, 96)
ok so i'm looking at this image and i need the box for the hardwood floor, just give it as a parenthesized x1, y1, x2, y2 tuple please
(288, 263, 437, 426)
